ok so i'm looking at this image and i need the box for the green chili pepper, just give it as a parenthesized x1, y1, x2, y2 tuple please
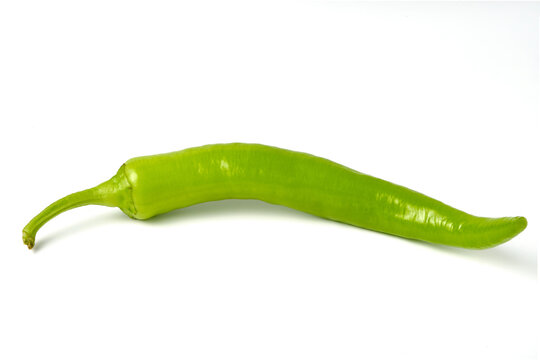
(22, 143, 527, 250)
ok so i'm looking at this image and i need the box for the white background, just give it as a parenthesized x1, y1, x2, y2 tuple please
(0, 1, 538, 359)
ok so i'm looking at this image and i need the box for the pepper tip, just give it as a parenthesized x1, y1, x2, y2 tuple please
(514, 216, 528, 235)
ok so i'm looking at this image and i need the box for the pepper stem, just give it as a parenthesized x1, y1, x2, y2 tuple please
(22, 175, 123, 250)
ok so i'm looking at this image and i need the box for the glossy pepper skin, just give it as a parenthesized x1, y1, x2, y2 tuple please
(22, 143, 527, 250)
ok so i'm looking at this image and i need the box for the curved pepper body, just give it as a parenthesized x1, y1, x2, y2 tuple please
(23, 143, 527, 250)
